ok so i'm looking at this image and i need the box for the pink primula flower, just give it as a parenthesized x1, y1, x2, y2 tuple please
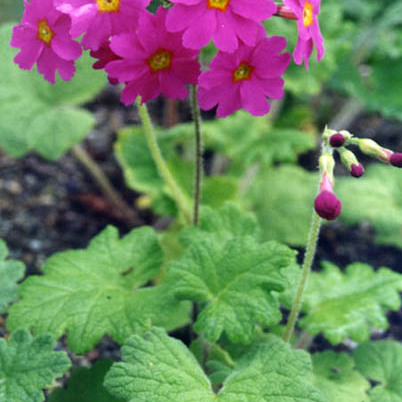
(55, 0, 150, 50)
(283, 0, 324, 69)
(105, 8, 201, 105)
(166, 0, 277, 52)
(90, 40, 121, 84)
(10, 0, 82, 83)
(197, 35, 290, 118)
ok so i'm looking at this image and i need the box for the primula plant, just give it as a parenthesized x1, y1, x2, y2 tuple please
(1, 0, 402, 401)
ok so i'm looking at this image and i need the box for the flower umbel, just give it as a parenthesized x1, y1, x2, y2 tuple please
(55, 0, 149, 50)
(105, 8, 200, 105)
(283, 0, 324, 69)
(10, 0, 82, 83)
(166, 0, 276, 52)
(197, 35, 290, 117)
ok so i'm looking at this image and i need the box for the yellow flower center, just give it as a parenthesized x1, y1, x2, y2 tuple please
(147, 49, 172, 73)
(233, 62, 254, 82)
(302, 1, 314, 27)
(207, 0, 231, 12)
(96, 0, 120, 13)
(37, 19, 54, 46)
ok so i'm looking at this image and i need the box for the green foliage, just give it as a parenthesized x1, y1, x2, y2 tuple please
(353, 341, 402, 402)
(168, 236, 295, 343)
(0, 329, 71, 402)
(312, 351, 370, 402)
(48, 359, 123, 402)
(244, 165, 317, 246)
(180, 203, 260, 248)
(104, 328, 216, 402)
(115, 126, 238, 216)
(0, 239, 24, 313)
(0, 23, 105, 160)
(299, 261, 402, 344)
(105, 328, 325, 402)
(337, 164, 402, 248)
(7, 226, 188, 353)
(197, 111, 315, 171)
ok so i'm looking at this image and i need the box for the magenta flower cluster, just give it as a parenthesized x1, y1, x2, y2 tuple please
(11, 0, 325, 117)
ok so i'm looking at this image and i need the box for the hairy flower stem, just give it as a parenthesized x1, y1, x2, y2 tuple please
(136, 99, 192, 223)
(190, 85, 203, 226)
(72, 144, 141, 227)
(283, 207, 322, 343)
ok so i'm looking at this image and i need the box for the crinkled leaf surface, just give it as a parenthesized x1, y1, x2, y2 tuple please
(6, 226, 185, 353)
(168, 237, 295, 343)
(180, 203, 260, 248)
(353, 341, 402, 402)
(104, 328, 216, 402)
(0, 24, 105, 160)
(337, 165, 402, 248)
(299, 261, 402, 344)
(0, 239, 24, 313)
(49, 359, 123, 402)
(244, 165, 317, 246)
(105, 328, 326, 402)
(0, 329, 71, 402)
(312, 351, 370, 402)
(115, 126, 238, 217)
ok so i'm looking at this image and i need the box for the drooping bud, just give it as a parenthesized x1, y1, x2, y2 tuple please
(329, 133, 346, 148)
(338, 148, 364, 178)
(390, 153, 402, 168)
(314, 191, 342, 220)
(351, 164, 364, 178)
(315, 152, 342, 220)
(357, 138, 393, 163)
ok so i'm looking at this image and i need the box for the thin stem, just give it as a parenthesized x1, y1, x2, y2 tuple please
(190, 85, 203, 226)
(136, 98, 192, 224)
(283, 210, 322, 343)
(71, 144, 141, 227)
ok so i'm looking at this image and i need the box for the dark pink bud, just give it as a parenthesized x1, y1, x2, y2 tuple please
(329, 133, 346, 148)
(390, 153, 402, 168)
(351, 164, 364, 178)
(314, 191, 342, 221)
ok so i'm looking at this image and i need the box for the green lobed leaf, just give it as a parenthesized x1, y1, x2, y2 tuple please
(105, 328, 326, 402)
(312, 351, 370, 402)
(167, 237, 296, 343)
(48, 359, 123, 402)
(7, 226, 187, 353)
(243, 165, 317, 246)
(179, 203, 260, 249)
(0, 23, 105, 160)
(299, 261, 402, 344)
(0, 329, 71, 402)
(353, 341, 402, 402)
(104, 327, 216, 402)
(337, 164, 402, 248)
(0, 239, 25, 313)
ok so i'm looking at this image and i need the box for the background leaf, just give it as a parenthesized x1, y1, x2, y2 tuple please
(353, 341, 402, 402)
(0, 239, 25, 313)
(0, 329, 71, 402)
(0, 23, 105, 160)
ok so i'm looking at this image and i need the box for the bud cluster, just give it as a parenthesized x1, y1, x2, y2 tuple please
(314, 127, 402, 221)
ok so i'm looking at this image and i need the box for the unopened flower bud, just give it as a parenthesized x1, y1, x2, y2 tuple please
(314, 191, 342, 221)
(358, 139, 393, 163)
(390, 153, 402, 168)
(319, 152, 335, 184)
(338, 148, 364, 178)
(351, 164, 364, 178)
(329, 133, 346, 148)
